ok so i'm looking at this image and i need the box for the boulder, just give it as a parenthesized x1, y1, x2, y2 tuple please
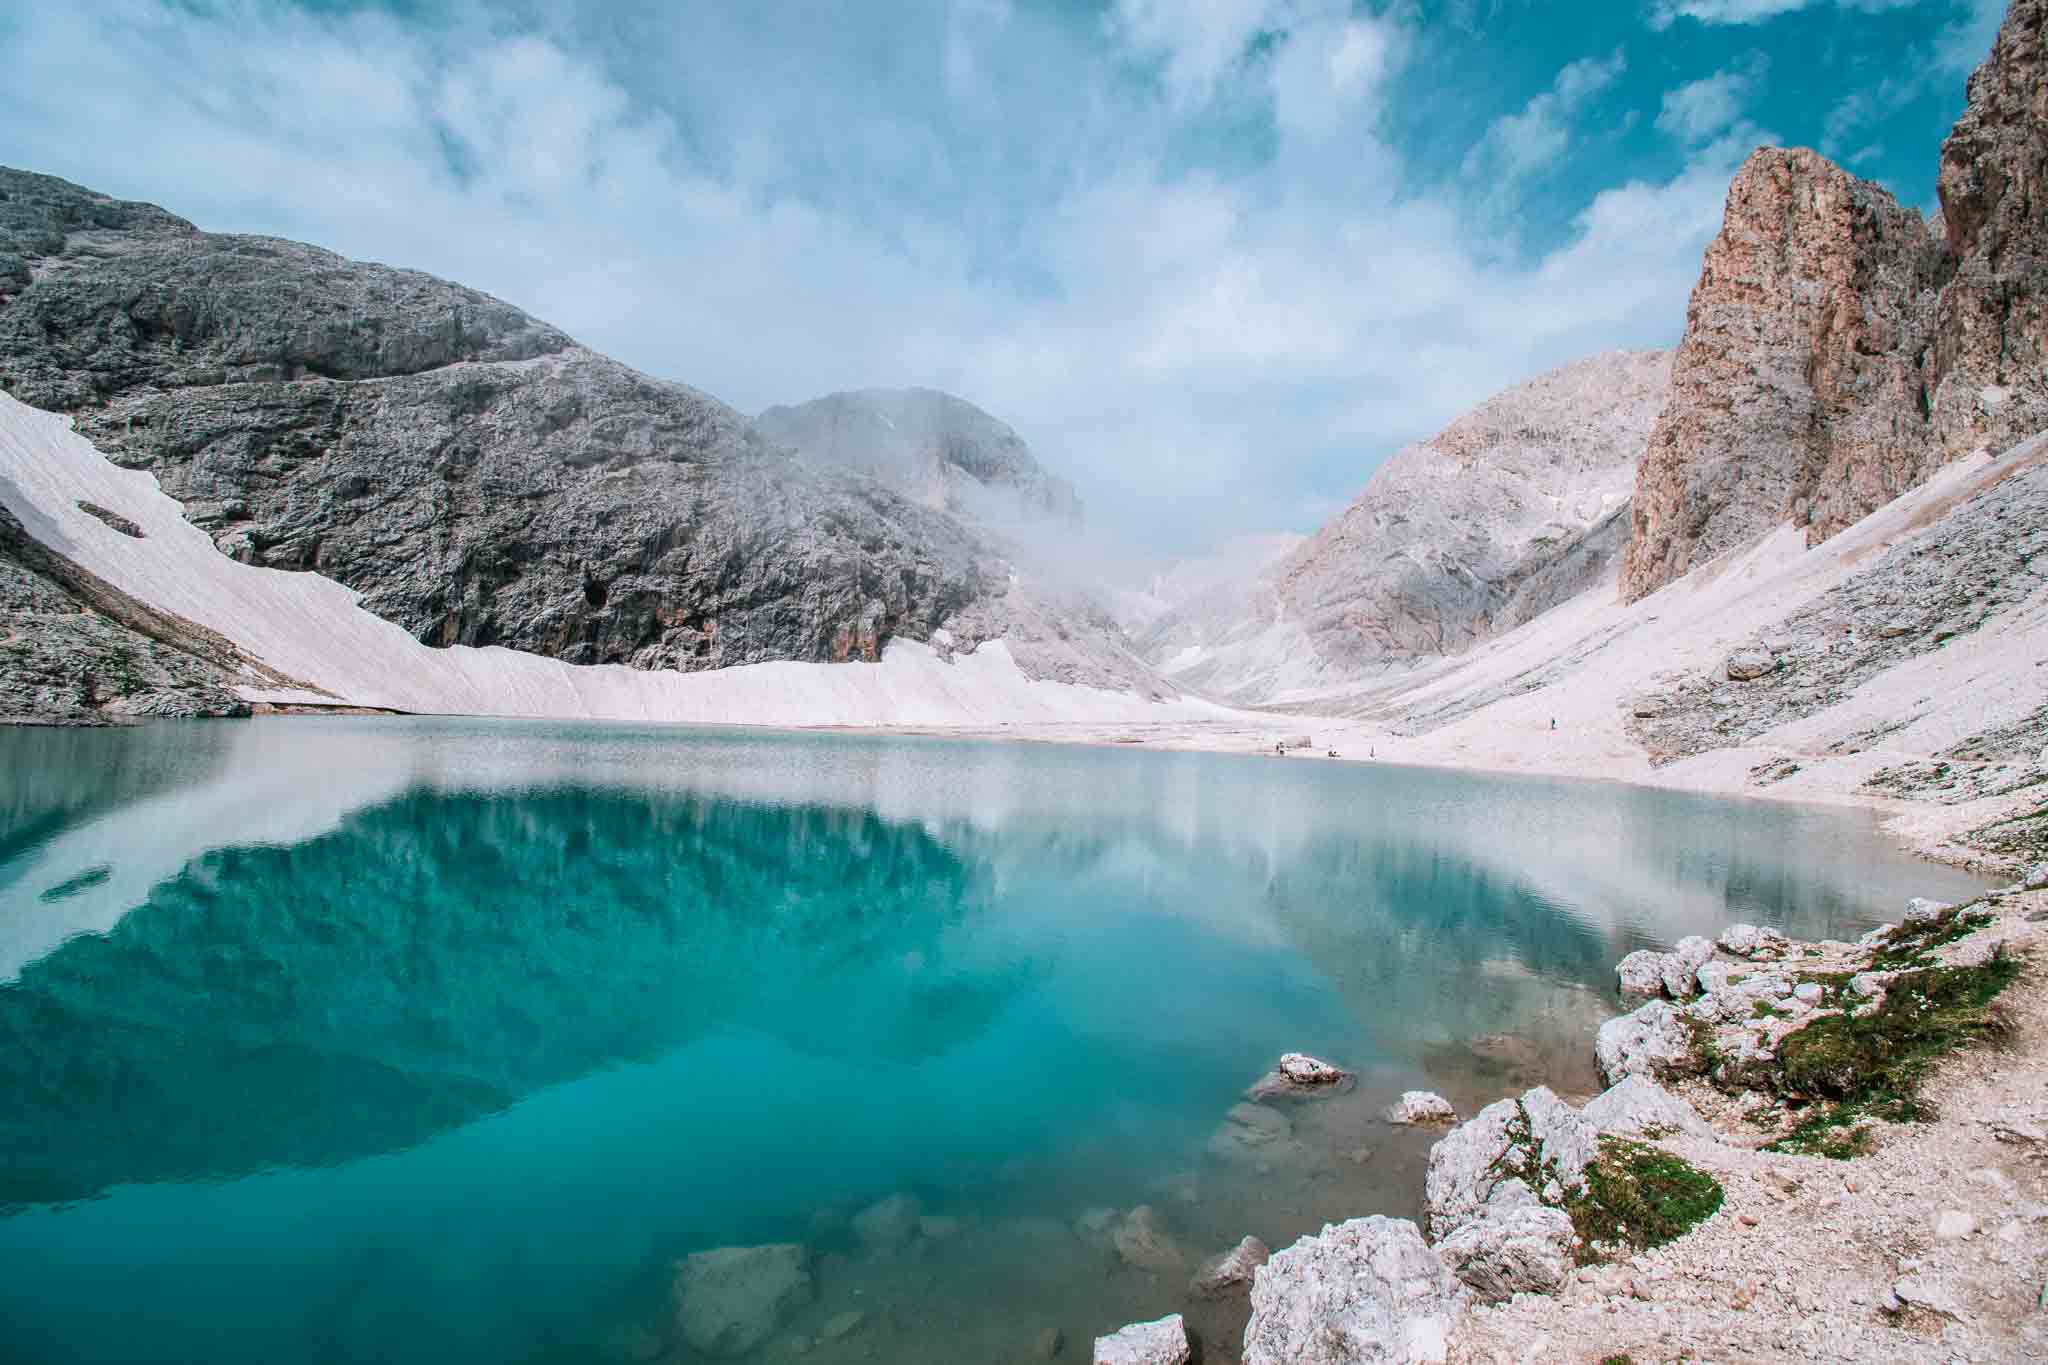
(1243, 1216, 1464, 1365)
(1594, 999, 1701, 1087)
(1093, 1314, 1189, 1365)
(1247, 1052, 1354, 1101)
(1191, 1235, 1271, 1299)
(673, 1244, 814, 1359)
(1902, 897, 1952, 927)
(1432, 1206, 1576, 1303)
(1614, 950, 1669, 1000)
(1386, 1091, 1458, 1125)
(1075, 1207, 1120, 1252)
(1112, 1205, 1187, 1273)
(2025, 862, 2048, 891)
(1662, 937, 1714, 998)
(1724, 650, 1776, 682)
(851, 1193, 923, 1249)
(1424, 1087, 1599, 1239)
(1581, 1075, 1715, 1141)
(1717, 924, 1790, 959)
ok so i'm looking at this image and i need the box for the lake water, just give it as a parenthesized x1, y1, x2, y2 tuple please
(0, 718, 1987, 1364)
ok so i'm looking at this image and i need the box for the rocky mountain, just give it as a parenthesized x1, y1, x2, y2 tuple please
(755, 388, 1081, 526)
(1622, 0, 2046, 601)
(0, 169, 1010, 684)
(1137, 350, 1671, 703)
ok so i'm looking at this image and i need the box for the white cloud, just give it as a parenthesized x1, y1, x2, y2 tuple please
(1647, 0, 1923, 29)
(1464, 48, 1628, 185)
(0, 0, 1747, 553)
(1656, 53, 1770, 145)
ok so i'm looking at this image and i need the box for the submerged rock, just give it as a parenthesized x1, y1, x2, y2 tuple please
(1424, 1087, 1599, 1239)
(1092, 1313, 1189, 1365)
(673, 1243, 815, 1359)
(1386, 1091, 1458, 1125)
(1210, 1101, 1294, 1161)
(851, 1192, 923, 1249)
(1190, 1235, 1271, 1299)
(1112, 1205, 1187, 1273)
(1433, 1205, 1576, 1303)
(1243, 1216, 1464, 1365)
(1582, 1075, 1715, 1141)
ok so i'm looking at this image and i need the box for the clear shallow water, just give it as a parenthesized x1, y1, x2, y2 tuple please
(0, 718, 1986, 1364)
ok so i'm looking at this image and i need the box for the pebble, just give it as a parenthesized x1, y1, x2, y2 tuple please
(820, 1310, 866, 1340)
(1934, 1209, 1980, 1241)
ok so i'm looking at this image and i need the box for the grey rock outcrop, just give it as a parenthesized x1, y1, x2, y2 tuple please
(1594, 999, 1702, 1087)
(754, 387, 1082, 525)
(1423, 1087, 1599, 1241)
(0, 498, 276, 722)
(0, 168, 1006, 680)
(1625, 445, 2048, 764)
(1581, 1075, 1714, 1141)
(1243, 1216, 1464, 1365)
(1622, 0, 2048, 600)
(1432, 1205, 1576, 1304)
(672, 1243, 814, 1359)
(1136, 351, 1670, 704)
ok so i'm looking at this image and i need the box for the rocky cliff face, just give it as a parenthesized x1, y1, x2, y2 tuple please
(0, 169, 1003, 675)
(1139, 351, 1670, 703)
(1930, 0, 2048, 465)
(1622, 0, 2046, 601)
(754, 387, 1082, 526)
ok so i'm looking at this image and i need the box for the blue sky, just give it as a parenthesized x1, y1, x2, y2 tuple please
(0, 0, 2008, 553)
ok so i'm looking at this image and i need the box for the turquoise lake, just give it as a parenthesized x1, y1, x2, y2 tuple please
(0, 718, 1989, 1364)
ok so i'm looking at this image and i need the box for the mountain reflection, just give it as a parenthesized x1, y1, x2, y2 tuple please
(0, 790, 995, 1207)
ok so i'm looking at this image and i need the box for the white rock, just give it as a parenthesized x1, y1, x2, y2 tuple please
(2024, 862, 2048, 890)
(1433, 1206, 1575, 1303)
(1849, 971, 1889, 997)
(1717, 924, 1789, 959)
(1387, 1091, 1458, 1125)
(1615, 949, 1669, 999)
(1092, 1314, 1189, 1365)
(1902, 898, 1952, 927)
(1891, 1275, 1962, 1317)
(1662, 936, 1715, 999)
(1793, 982, 1823, 1004)
(1247, 1052, 1354, 1101)
(673, 1244, 815, 1359)
(1243, 1217, 1464, 1365)
(1581, 1075, 1715, 1141)
(1594, 999, 1700, 1087)
(1191, 1236, 1271, 1299)
(1425, 1087, 1599, 1239)
(851, 1193, 923, 1249)
(1695, 959, 1740, 995)
(1933, 1209, 1979, 1241)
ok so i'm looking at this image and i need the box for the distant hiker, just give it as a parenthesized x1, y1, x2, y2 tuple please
(1327, 749, 1338, 758)
(1550, 718, 1556, 730)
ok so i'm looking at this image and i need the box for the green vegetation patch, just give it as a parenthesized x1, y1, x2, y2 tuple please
(1567, 1136, 1724, 1262)
(1869, 906, 1996, 970)
(1763, 948, 2018, 1157)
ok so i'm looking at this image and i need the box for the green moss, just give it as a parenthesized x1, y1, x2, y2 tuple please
(1598, 1356, 1637, 1365)
(1760, 950, 2018, 1156)
(1567, 1136, 1724, 1262)
(1751, 999, 1782, 1019)
(1869, 907, 1996, 970)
